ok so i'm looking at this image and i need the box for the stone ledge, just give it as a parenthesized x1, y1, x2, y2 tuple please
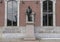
(35, 27, 60, 33)
(0, 27, 26, 33)
(3, 27, 21, 33)
(1, 33, 25, 39)
(35, 33, 60, 39)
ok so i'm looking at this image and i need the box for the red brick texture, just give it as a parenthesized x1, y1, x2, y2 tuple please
(1, 0, 60, 26)
(19, 1, 41, 26)
(56, 0, 60, 26)
(0, 0, 5, 26)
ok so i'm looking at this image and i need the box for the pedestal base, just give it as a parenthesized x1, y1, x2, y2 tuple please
(24, 40, 39, 42)
(24, 37, 36, 41)
(24, 25, 35, 40)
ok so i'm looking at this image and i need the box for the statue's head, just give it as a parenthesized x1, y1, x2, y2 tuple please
(28, 6, 30, 9)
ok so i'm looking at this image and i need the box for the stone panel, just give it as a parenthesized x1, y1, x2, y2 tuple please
(0, 27, 26, 33)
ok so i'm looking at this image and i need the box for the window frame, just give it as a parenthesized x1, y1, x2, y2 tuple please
(40, 0, 56, 27)
(43, 0, 53, 26)
(5, 0, 20, 27)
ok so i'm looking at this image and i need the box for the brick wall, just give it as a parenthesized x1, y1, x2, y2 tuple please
(1, 0, 60, 27)
(0, 0, 5, 26)
(20, 1, 41, 26)
(56, 0, 60, 26)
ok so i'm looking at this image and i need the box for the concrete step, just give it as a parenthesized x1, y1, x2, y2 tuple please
(0, 39, 23, 42)
(24, 40, 39, 42)
(39, 39, 60, 42)
(1, 39, 60, 42)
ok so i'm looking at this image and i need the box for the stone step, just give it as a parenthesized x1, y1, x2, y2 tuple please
(0, 39, 39, 42)
(39, 39, 60, 42)
(0, 39, 23, 42)
(1, 39, 60, 42)
(24, 40, 39, 42)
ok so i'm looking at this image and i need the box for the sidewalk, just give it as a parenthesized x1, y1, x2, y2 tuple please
(1, 39, 60, 42)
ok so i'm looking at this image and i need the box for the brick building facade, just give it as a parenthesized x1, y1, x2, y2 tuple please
(1, 0, 60, 42)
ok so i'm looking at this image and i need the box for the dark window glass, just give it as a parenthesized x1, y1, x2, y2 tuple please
(43, 1, 47, 12)
(48, 1, 53, 12)
(48, 14, 53, 26)
(43, 14, 47, 26)
(43, 0, 53, 26)
(43, 14, 53, 26)
(43, 1, 53, 12)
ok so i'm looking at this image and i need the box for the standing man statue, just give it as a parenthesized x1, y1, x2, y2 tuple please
(26, 6, 32, 21)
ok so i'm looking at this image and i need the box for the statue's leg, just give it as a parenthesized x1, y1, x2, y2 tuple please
(28, 15, 31, 21)
(30, 15, 32, 21)
(28, 14, 32, 21)
(28, 15, 30, 21)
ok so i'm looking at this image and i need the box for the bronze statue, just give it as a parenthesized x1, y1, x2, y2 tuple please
(26, 6, 32, 21)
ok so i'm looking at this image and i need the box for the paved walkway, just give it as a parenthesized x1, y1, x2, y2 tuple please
(1, 39, 60, 42)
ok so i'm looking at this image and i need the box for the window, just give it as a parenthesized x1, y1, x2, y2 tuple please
(7, 0, 18, 26)
(43, 0, 53, 26)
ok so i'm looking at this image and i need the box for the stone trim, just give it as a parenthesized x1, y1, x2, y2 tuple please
(34, 26, 60, 33)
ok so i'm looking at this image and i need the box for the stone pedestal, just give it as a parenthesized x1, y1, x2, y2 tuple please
(24, 24, 35, 40)
(25, 12, 35, 40)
